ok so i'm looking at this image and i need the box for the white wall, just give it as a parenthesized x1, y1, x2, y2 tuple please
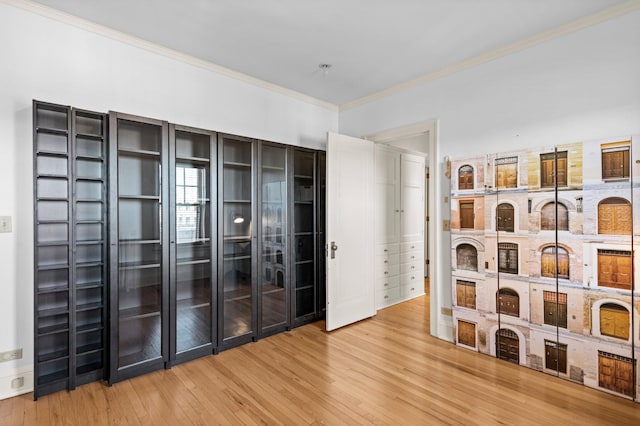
(0, 1, 337, 398)
(339, 10, 640, 341)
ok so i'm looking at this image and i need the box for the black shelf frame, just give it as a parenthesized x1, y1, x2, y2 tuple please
(217, 133, 258, 350)
(257, 141, 291, 338)
(33, 101, 108, 399)
(108, 111, 169, 384)
(168, 123, 218, 366)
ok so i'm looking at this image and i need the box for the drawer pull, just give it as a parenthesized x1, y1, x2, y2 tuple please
(384, 260, 388, 264)
(411, 287, 415, 291)
(411, 256, 415, 259)
(384, 295, 389, 299)
(384, 248, 388, 252)
(411, 276, 415, 280)
(384, 283, 389, 287)
(411, 266, 415, 270)
(384, 271, 388, 275)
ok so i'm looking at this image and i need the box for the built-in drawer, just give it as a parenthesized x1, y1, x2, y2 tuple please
(401, 241, 422, 253)
(377, 244, 400, 257)
(376, 262, 400, 278)
(376, 275, 400, 291)
(400, 250, 423, 264)
(377, 253, 399, 266)
(401, 260, 422, 275)
(376, 286, 401, 308)
(401, 282, 423, 299)
(400, 271, 422, 287)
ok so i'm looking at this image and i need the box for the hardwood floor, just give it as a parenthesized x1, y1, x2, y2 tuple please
(2, 294, 639, 425)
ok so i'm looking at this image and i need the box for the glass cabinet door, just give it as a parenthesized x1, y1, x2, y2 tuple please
(170, 126, 216, 363)
(292, 150, 317, 323)
(219, 135, 255, 347)
(260, 144, 288, 335)
(109, 113, 168, 382)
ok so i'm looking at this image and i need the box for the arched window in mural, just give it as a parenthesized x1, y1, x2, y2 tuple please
(598, 197, 631, 235)
(497, 288, 519, 317)
(496, 203, 514, 232)
(600, 303, 630, 340)
(541, 246, 569, 279)
(540, 202, 568, 231)
(456, 244, 478, 271)
(458, 165, 474, 190)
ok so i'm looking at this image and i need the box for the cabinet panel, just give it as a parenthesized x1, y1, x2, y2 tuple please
(219, 135, 256, 348)
(259, 143, 288, 335)
(34, 102, 108, 398)
(109, 112, 168, 383)
(170, 125, 216, 364)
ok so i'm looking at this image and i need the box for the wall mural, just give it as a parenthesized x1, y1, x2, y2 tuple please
(450, 137, 639, 402)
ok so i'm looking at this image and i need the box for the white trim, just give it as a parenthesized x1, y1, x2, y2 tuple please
(1, 0, 339, 112)
(340, 0, 640, 112)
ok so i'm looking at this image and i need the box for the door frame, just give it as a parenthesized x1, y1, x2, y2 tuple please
(364, 119, 448, 339)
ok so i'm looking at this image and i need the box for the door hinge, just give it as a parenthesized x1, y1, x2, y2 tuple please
(426, 259, 430, 265)
(426, 216, 430, 222)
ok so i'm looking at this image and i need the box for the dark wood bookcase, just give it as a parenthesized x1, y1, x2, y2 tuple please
(34, 102, 326, 392)
(33, 101, 108, 399)
(108, 112, 169, 383)
(218, 133, 258, 349)
(258, 142, 290, 338)
(169, 124, 218, 365)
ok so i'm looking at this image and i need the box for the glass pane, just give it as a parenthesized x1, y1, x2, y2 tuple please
(261, 145, 287, 330)
(175, 150, 212, 352)
(223, 139, 253, 340)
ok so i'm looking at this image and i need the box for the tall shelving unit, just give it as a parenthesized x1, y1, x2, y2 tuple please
(218, 134, 257, 349)
(33, 100, 328, 393)
(33, 101, 107, 399)
(169, 125, 217, 364)
(108, 112, 169, 383)
(291, 149, 318, 325)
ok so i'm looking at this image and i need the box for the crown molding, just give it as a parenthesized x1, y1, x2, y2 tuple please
(340, 0, 640, 112)
(2, 0, 339, 112)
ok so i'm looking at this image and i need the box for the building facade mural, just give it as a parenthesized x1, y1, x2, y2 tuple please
(450, 136, 639, 402)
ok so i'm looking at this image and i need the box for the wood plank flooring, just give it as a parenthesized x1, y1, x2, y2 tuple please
(2, 293, 640, 425)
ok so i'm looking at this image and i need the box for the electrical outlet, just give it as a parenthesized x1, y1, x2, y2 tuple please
(0, 348, 22, 362)
(0, 216, 12, 233)
(11, 377, 24, 389)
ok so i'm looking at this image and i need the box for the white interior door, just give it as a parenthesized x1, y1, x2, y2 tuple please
(326, 132, 375, 331)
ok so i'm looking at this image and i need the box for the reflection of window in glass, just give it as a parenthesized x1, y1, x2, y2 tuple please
(495, 157, 517, 189)
(458, 165, 474, 190)
(497, 288, 519, 317)
(598, 250, 632, 290)
(600, 303, 630, 340)
(176, 165, 207, 243)
(541, 202, 568, 231)
(456, 244, 478, 271)
(456, 280, 476, 309)
(598, 198, 631, 235)
(543, 291, 567, 328)
(541, 246, 569, 279)
(601, 143, 630, 180)
(496, 203, 514, 232)
(545, 340, 567, 373)
(540, 151, 567, 187)
(498, 243, 518, 274)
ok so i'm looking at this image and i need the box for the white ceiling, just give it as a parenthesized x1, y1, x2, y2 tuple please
(30, 0, 629, 106)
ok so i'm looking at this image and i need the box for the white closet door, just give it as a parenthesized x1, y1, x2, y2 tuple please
(400, 154, 425, 242)
(374, 147, 400, 243)
(326, 132, 375, 331)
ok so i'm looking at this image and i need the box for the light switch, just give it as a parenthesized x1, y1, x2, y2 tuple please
(0, 216, 12, 233)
